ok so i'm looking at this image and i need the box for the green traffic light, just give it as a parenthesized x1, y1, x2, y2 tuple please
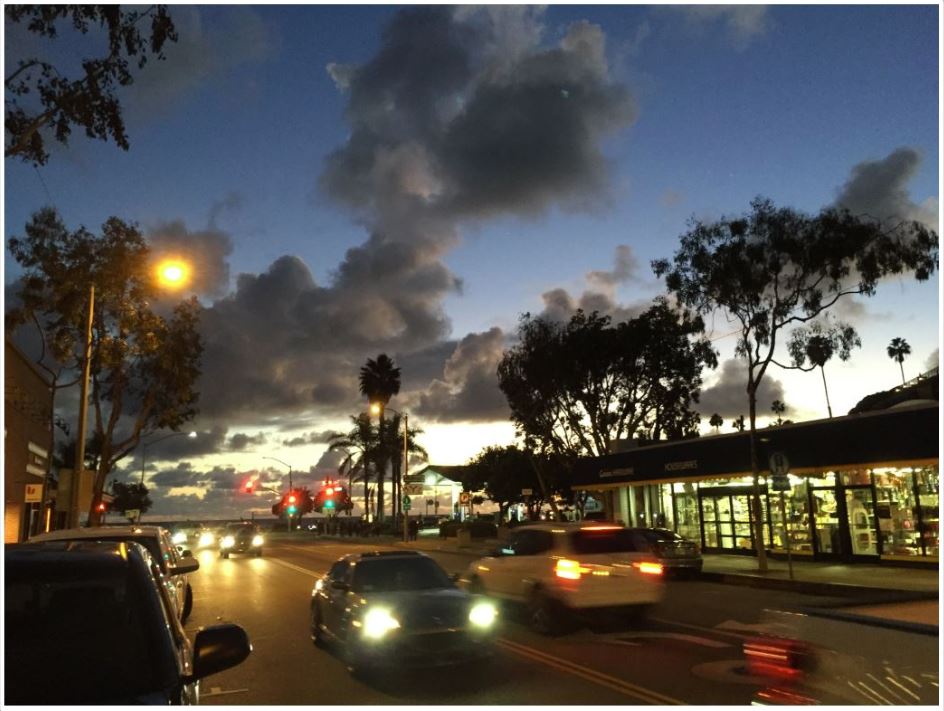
(325, 500, 334, 508)
(287, 505, 297, 515)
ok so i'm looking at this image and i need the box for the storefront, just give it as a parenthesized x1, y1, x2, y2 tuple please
(572, 403, 938, 564)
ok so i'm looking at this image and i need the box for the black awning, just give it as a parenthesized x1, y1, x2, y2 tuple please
(572, 404, 939, 488)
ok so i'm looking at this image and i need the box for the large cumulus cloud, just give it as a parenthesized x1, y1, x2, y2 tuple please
(696, 359, 786, 420)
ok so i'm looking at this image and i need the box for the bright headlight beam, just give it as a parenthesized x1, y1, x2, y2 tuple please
(252, 535, 264, 547)
(221, 536, 235, 548)
(362, 608, 400, 639)
(469, 601, 498, 627)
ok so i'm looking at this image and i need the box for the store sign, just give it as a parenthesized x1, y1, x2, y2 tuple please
(403, 484, 424, 495)
(664, 460, 697, 472)
(25, 484, 43, 503)
(521, 488, 533, 496)
(600, 467, 633, 478)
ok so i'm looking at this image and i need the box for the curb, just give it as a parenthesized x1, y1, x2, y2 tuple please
(698, 570, 939, 598)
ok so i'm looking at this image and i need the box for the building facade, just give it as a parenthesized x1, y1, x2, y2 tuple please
(4, 339, 54, 543)
(572, 404, 939, 565)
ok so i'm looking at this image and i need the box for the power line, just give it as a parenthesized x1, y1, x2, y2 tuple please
(32, 164, 54, 206)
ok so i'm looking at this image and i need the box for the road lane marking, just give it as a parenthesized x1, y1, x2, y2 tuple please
(651, 616, 753, 641)
(616, 631, 730, 648)
(202, 687, 249, 697)
(497, 638, 684, 705)
(266, 557, 326, 578)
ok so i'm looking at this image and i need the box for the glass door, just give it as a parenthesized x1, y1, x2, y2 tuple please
(811, 488, 840, 556)
(845, 487, 879, 556)
(731, 494, 755, 550)
(700, 497, 720, 549)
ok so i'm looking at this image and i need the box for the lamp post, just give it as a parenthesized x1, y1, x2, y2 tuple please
(371, 403, 410, 542)
(263, 456, 294, 531)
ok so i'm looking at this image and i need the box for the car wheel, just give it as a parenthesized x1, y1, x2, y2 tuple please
(527, 589, 572, 637)
(182, 584, 193, 622)
(220, 551, 229, 559)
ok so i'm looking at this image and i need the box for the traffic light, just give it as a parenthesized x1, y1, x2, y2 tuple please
(324, 486, 335, 510)
(243, 480, 254, 494)
(287, 492, 297, 515)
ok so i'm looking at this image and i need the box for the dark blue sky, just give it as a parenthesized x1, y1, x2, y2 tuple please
(4, 5, 939, 518)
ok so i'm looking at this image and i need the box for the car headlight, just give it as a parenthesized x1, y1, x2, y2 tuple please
(361, 607, 400, 640)
(221, 535, 235, 548)
(198, 532, 215, 547)
(469, 601, 498, 628)
(252, 535, 264, 547)
(172, 531, 187, 544)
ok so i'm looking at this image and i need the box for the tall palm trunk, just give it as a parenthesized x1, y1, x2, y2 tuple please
(376, 413, 385, 522)
(819, 365, 833, 418)
(899, 360, 906, 385)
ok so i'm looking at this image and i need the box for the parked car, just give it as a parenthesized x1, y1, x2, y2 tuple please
(458, 522, 665, 635)
(5, 540, 251, 705)
(310, 551, 498, 675)
(624, 527, 702, 576)
(219, 521, 264, 558)
(30, 524, 199, 621)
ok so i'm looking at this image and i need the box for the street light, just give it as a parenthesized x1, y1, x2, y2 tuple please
(263, 456, 294, 531)
(370, 403, 410, 542)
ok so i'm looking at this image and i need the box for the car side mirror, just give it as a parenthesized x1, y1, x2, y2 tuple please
(170, 557, 200, 575)
(189, 624, 252, 681)
(330, 580, 349, 591)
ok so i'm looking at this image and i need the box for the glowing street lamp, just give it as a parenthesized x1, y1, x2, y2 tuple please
(156, 258, 190, 288)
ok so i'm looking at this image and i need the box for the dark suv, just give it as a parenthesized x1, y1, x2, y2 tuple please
(219, 521, 264, 558)
(5, 540, 251, 705)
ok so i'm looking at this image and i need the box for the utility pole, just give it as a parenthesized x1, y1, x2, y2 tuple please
(71, 285, 94, 528)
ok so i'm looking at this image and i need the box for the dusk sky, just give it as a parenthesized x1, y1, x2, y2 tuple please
(4, 3, 940, 519)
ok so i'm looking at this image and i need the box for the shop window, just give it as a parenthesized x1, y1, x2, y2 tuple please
(915, 468, 939, 557)
(873, 469, 922, 557)
(671, 483, 701, 543)
(768, 481, 813, 553)
(659, 484, 675, 531)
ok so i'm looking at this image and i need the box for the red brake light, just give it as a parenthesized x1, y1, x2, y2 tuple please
(554, 558, 590, 580)
(582, 525, 622, 531)
(632, 561, 664, 575)
(744, 637, 813, 681)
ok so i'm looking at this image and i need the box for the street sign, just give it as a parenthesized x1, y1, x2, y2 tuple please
(403, 483, 424, 495)
(458, 492, 471, 505)
(24, 484, 43, 503)
(768, 452, 790, 476)
(403, 496, 412, 511)
(770, 476, 790, 492)
(521, 488, 533, 496)
(125, 508, 140, 521)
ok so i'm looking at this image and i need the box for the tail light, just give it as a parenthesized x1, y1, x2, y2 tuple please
(632, 561, 664, 575)
(554, 558, 590, 580)
(744, 637, 816, 681)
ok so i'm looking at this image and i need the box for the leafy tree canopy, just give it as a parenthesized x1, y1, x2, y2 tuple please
(5, 4, 177, 164)
(497, 297, 717, 458)
(8, 207, 203, 524)
(110, 481, 152, 517)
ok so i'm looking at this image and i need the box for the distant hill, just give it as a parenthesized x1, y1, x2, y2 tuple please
(848, 371, 938, 414)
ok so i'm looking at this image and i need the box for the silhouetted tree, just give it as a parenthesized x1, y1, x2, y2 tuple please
(653, 197, 938, 569)
(110, 481, 152, 518)
(327, 414, 376, 520)
(887, 337, 912, 385)
(770, 400, 786, 426)
(732, 415, 746, 432)
(359, 354, 401, 521)
(709, 413, 723, 433)
(785, 321, 861, 418)
(5, 5, 178, 164)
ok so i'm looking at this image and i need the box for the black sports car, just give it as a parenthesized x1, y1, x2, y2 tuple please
(310, 551, 498, 674)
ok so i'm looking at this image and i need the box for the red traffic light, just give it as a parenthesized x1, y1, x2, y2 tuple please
(243, 481, 254, 494)
(325, 487, 334, 496)
(288, 494, 297, 504)
(97, 502, 106, 512)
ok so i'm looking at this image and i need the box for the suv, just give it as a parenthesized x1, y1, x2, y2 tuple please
(219, 521, 264, 558)
(30, 525, 199, 621)
(459, 522, 664, 635)
(5, 540, 251, 705)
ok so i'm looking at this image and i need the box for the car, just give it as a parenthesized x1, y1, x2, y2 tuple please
(4, 540, 251, 705)
(309, 551, 498, 675)
(458, 522, 665, 635)
(219, 521, 264, 558)
(171, 524, 217, 550)
(623, 527, 703, 576)
(30, 524, 199, 621)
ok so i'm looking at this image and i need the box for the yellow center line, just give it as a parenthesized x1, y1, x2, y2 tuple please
(497, 638, 684, 705)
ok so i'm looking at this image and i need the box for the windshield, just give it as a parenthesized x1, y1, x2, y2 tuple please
(5, 566, 165, 703)
(570, 528, 638, 554)
(639, 529, 686, 543)
(351, 557, 452, 592)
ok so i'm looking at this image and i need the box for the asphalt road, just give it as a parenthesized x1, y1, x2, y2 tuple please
(182, 539, 938, 705)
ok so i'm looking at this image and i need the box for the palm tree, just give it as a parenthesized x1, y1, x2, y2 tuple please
(359, 354, 401, 521)
(770, 400, 786, 426)
(887, 337, 911, 385)
(805, 335, 836, 418)
(732, 415, 746, 432)
(708, 413, 723, 433)
(381, 412, 429, 513)
(327, 414, 377, 521)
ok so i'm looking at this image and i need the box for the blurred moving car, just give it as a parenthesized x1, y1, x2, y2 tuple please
(5, 541, 251, 705)
(219, 521, 264, 558)
(310, 551, 498, 674)
(30, 524, 199, 621)
(459, 522, 664, 635)
(624, 528, 702, 576)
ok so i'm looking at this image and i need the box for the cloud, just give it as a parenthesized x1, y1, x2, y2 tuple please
(587, 245, 640, 289)
(227, 432, 266, 451)
(924, 348, 939, 372)
(414, 328, 509, 422)
(667, 6, 770, 50)
(282, 430, 336, 447)
(834, 147, 939, 230)
(143, 425, 228, 462)
(696, 359, 786, 420)
(147, 220, 234, 298)
(123, 7, 274, 121)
